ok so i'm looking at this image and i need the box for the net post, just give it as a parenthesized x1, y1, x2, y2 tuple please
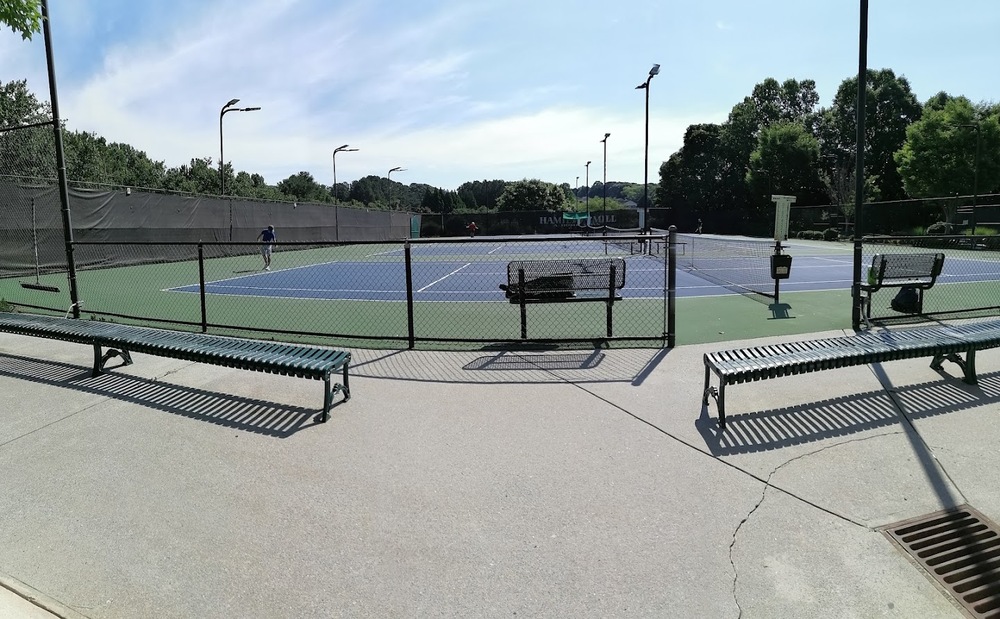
(773, 241, 782, 304)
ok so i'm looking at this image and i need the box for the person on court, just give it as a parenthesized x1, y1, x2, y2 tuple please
(466, 221, 479, 237)
(256, 225, 276, 270)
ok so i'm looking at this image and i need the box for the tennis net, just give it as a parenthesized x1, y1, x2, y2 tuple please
(660, 232, 776, 300)
(591, 225, 657, 256)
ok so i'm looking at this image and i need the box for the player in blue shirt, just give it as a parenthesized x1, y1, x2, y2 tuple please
(256, 225, 276, 270)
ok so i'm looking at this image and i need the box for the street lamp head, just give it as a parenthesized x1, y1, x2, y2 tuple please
(649, 64, 660, 77)
(337, 144, 350, 150)
(586, 161, 591, 167)
(224, 98, 240, 108)
(635, 82, 647, 90)
(604, 132, 611, 140)
(389, 166, 404, 174)
(242, 106, 261, 112)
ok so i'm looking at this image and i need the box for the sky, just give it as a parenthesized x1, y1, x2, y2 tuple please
(1, 0, 998, 191)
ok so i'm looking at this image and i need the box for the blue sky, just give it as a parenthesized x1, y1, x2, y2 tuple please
(2, 0, 998, 190)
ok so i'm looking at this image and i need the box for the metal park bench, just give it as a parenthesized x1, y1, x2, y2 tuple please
(0, 311, 351, 422)
(860, 253, 945, 327)
(703, 320, 1000, 430)
(499, 258, 626, 339)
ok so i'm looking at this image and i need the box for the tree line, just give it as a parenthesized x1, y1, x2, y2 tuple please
(3, 68, 998, 229)
(657, 71, 1000, 234)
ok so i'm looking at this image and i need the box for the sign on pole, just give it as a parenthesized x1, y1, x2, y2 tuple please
(771, 195, 796, 241)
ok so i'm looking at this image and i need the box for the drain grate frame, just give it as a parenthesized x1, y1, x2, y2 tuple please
(881, 505, 1000, 619)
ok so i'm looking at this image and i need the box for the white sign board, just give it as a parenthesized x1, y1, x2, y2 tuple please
(771, 195, 796, 241)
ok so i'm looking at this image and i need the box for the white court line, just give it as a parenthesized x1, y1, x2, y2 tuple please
(417, 263, 472, 292)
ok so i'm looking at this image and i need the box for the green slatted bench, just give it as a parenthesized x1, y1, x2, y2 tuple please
(703, 321, 1000, 430)
(0, 312, 350, 422)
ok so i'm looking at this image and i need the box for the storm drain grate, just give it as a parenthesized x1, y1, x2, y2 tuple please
(881, 505, 1000, 618)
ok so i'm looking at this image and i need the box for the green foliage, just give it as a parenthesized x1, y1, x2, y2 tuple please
(0, 298, 13, 312)
(456, 179, 506, 210)
(277, 171, 328, 203)
(822, 228, 839, 241)
(0, 0, 42, 40)
(747, 121, 827, 209)
(895, 96, 1000, 202)
(817, 69, 922, 201)
(495, 179, 571, 212)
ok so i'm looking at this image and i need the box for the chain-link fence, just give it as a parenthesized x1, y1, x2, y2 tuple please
(0, 234, 673, 349)
(858, 235, 1000, 326)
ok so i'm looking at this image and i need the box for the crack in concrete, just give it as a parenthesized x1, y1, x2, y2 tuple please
(727, 431, 901, 618)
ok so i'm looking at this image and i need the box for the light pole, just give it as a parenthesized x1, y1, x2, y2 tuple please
(585, 161, 591, 223)
(960, 123, 982, 235)
(635, 63, 659, 231)
(601, 132, 610, 217)
(388, 166, 405, 209)
(333, 144, 358, 204)
(219, 98, 261, 196)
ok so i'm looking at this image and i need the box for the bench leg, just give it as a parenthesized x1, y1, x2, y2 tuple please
(91, 344, 133, 376)
(319, 362, 351, 423)
(930, 349, 977, 384)
(931, 349, 977, 385)
(97, 347, 133, 373)
(703, 365, 726, 430)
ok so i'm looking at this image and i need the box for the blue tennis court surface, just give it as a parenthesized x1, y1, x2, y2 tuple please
(169, 239, 1000, 302)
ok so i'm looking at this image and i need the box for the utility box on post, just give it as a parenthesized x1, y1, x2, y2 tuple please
(771, 253, 793, 280)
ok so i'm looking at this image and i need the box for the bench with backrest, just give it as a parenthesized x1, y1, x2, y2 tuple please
(0, 311, 350, 422)
(703, 320, 1000, 430)
(499, 258, 626, 339)
(860, 252, 945, 327)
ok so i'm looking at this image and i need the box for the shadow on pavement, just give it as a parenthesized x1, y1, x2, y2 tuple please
(0, 354, 327, 438)
(696, 371, 999, 456)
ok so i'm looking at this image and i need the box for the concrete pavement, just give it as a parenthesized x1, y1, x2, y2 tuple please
(0, 328, 997, 618)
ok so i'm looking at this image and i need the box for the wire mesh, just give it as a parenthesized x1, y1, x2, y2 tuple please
(1, 234, 672, 349)
(859, 235, 1000, 325)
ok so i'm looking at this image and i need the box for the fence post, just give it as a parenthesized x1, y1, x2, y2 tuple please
(404, 240, 415, 349)
(667, 225, 676, 348)
(198, 243, 208, 332)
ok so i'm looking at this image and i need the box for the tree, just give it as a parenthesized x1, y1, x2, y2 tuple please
(456, 179, 506, 211)
(1, 0, 42, 40)
(716, 78, 821, 218)
(277, 171, 328, 203)
(747, 121, 828, 211)
(817, 69, 922, 202)
(895, 96, 1000, 205)
(495, 179, 570, 212)
(0, 79, 53, 179)
(162, 157, 219, 194)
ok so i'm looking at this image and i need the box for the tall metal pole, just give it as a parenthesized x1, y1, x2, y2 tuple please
(585, 161, 591, 223)
(333, 144, 358, 204)
(388, 166, 404, 210)
(41, 0, 80, 317)
(972, 124, 981, 236)
(219, 99, 260, 196)
(851, 0, 868, 329)
(601, 132, 610, 217)
(636, 64, 658, 232)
